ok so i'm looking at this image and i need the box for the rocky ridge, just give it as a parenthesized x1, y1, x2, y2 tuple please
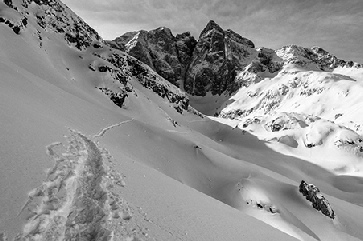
(0, 0, 191, 115)
(108, 20, 362, 97)
(108, 20, 260, 96)
(107, 28, 197, 87)
(184, 20, 256, 96)
(2, 0, 101, 49)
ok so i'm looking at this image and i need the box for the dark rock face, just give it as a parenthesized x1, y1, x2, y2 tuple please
(147, 27, 182, 86)
(92, 47, 190, 113)
(175, 32, 197, 80)
(107, 20, 362, 98)
(4, 0, 13, 8)
(185, 21, 256, 96)
(108, 20, 256, 96)
(106, 31, 138, 51)
(108, 28, 189, 87)
(98, 87, 128, 108)
(299, 180, 335, 219)
(125, 56, 189, 113)
(257, 47, 284, 73)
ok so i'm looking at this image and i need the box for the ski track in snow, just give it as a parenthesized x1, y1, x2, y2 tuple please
(94, 119, 134, 138)
(13, 130, 147, 241)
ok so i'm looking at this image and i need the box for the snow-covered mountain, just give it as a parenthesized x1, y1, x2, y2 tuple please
(1, 1, 363, 241)
(109, 20, 361, 98)
(215, 47, 363, 176)
(111, 19, 363, 178)
(108, 20, 258, 96)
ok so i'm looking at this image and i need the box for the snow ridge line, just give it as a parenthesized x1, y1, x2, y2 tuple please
(14, 131, 118, 240)
(94, 119, 134, 138)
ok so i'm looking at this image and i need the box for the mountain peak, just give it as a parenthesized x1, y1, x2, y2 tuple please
(200, 20, 224, 36)
(150, 27, 173, 38)
(276, 44, 362, 70)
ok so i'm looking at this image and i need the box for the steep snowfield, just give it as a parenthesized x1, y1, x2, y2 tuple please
(200, 47, 363, 239)
(0, 1, 295, 240)
(216, 63, 363, 176)
(1, 1, 363, 241)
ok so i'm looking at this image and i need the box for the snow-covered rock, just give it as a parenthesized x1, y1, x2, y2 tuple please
(109, 21, 362, 99)
(276, 45, 362, 71)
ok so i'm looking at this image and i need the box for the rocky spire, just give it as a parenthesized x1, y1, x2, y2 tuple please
(199, 20, 224, 37)
(184, 20, 256, 96)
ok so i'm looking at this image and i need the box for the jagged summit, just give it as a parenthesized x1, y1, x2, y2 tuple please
(107, 26, 197, 87)
(276, 44, 361, 70)
(200, 19, 224, 37)
(108, 20, 257, 96)
(185, 20, 256, 95)
(108, 20, 362, 98)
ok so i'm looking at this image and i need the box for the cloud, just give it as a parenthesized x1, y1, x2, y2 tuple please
(62, 0, 363, 62)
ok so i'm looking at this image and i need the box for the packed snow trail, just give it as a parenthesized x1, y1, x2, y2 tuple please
(14, 131, 136, 241)
(94, 119, 134, 138)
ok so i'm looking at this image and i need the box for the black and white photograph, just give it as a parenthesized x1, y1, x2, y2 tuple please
(0, 0, 362, 240)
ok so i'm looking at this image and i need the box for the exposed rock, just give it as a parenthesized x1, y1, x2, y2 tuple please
(4, 0, 13, 8)
(299, 180, 335, 219)
(105, 31, 138, 51)
(125, 56, 189, 113)
(0, 0, 101, 50)
(175, 31, 197, 81)
(108, 20, 258, 96)
(98, 87, 128, 108)
(276, 45, 361, 70)
(108, 27, 185, 87)
(98, 65, 111, 72)
(12, 25, 20, 34)
(271, 123, 282, 132)
(107, 20, 362, 100)
(257, 47, 284, 73)
(185, 20, 256, 96)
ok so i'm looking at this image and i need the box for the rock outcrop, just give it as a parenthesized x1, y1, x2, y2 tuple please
(299, 180, 335, 219)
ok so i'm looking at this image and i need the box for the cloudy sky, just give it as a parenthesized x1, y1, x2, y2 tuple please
(62, 0, 363, 63)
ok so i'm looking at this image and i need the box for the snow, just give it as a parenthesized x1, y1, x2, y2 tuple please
(0, 1, 363, 240)
(0, 4, 294, 240)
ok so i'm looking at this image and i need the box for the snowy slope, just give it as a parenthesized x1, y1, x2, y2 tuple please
(0, 1, 296, 240)
(1, 1, 363, 241)
(216, 62, 363, 176)
(188, 28, 363, 241)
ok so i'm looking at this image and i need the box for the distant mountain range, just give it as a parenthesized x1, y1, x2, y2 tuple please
(106, 20, 362, 97)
